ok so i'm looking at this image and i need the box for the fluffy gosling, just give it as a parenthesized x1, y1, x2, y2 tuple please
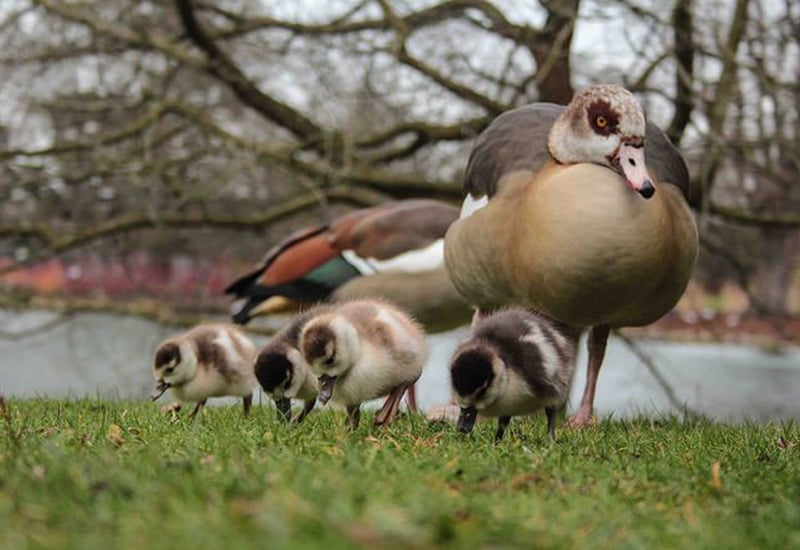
(299, 299, 427, 428)
(152, 323, 256, 418)
(450, 309, 580, 442)
(253, 306, 330, 423)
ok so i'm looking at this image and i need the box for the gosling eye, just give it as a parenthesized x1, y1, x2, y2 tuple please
(324, 356, 336, 367)
(164, 367, 175, 375)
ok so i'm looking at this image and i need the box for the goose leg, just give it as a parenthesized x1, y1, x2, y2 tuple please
(346, 405, 361, 429)
(374, 385, 407, 426)
(545, 406, 559, 441)
(242, 394, 253, 417)
(293, 399, 316, 424)
(405, 383, 418, 413)
(188, 399, 207, 420)
(567, 325, 609, 428)
(494, 416, 511, 443)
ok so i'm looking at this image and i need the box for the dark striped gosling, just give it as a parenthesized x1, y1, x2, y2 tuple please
(299, 299, 427, 428)
(450, 309, 580, 442)
(152, 323, 256, 419)
(253, 307, 330, 423)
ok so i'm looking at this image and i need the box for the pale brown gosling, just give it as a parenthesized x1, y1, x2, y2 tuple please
(152, 323, 256, 419)
(450, 309, 580, 443)
(299, 299, 427, 428)
(253, 306, 331, 423)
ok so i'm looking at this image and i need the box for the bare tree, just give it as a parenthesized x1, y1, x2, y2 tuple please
(0, 0, 798, 316)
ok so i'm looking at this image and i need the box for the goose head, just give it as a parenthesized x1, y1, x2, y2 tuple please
(548, 84, 655, 198)
(450, 342, 508, 433)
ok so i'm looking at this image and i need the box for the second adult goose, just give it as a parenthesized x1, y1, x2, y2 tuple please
(224, 200, 471, 332)
(444, 84, 698, 427)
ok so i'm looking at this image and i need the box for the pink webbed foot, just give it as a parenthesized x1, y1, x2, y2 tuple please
(566, 405, 597, 429)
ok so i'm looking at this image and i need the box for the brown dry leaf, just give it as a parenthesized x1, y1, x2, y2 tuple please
(710, 462, 722, 492)
(200, 454, 215, 465)
(37, 426, 58, 437)
(364, 436, 383, 450)
(106, 424, 124, 447)
(777, 436, 793, 450)
(413, 432, 444, 449)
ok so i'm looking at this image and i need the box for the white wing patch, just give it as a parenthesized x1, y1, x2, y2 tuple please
(459, 194, 489, 219)
(520, 320, 561, 379)
(375, 308, 408, 344)
(230, 329, 255, 356)
(342, 239, 444, 275)
(214, 328, 240, 364)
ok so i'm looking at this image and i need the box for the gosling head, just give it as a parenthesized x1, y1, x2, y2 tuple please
(449, 343, 507, 433)
(253, 346, 307, 399)
(152, 341, 196, 400)
(300, 315, 361, 405)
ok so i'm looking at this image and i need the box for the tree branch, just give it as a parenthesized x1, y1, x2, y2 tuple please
(697, 0, 750, 193)
(666, 0, 695, 144)
(0, 186, 386, 277)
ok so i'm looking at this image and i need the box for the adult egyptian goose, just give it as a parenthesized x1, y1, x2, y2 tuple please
(450, 308, 581, 442)
(151, 323, 257, 419)
(444, 84, 698, 427)
(224, 199, 472, 332)
(299, 299, 427, 429)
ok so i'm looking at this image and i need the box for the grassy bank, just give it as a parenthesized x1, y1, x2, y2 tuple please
(0, 399, 798, 549)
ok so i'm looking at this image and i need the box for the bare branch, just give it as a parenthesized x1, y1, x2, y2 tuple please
(666, 0, 695, 144)
(0, 185, 387, 277)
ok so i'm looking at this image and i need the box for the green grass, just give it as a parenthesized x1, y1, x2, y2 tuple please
(0, 399, 798, 549)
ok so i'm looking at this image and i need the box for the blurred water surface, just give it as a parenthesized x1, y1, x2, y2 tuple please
(1, 309, 799, 422)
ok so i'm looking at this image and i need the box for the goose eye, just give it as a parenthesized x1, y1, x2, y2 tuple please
(595, 115, 608, 128)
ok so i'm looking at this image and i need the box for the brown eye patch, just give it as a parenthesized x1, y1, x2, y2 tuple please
(587, 100, 619, 136)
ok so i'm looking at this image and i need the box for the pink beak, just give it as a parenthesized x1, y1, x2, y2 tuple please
(615, 140, 655, 199)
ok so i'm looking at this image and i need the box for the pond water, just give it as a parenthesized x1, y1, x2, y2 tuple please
(1, 309, 799, 423)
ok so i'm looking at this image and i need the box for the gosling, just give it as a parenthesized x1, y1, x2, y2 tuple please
(450, 308, 580, 442)
(299, 299, 427, 428)
(152, 323, 257, 419)
(253, 306, 330, 423)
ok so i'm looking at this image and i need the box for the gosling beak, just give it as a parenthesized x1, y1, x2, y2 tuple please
(150, 380, 171, 401)
(317, 375, 337, 405)
(274, 396, 292, 422)
(614, 139, 655, 199)
(457, 406, 478, 433)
